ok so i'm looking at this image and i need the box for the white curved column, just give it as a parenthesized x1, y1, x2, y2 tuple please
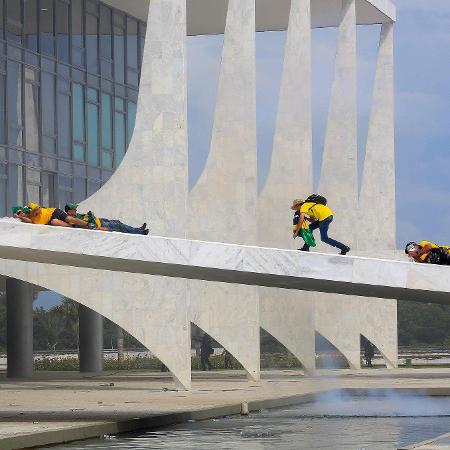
(81, 0, 188, 232)
(0, 259, 191, 389)
(258, 0, 315, 371)
(358, 23, 397, 368)
(73, 1, 191, 388)
(358, 23, 395, 251)
(188, 0, 260, 380)
(315, 0, 361, 369)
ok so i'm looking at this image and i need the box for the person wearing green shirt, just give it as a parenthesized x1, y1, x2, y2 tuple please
(64, 203, 149, 235)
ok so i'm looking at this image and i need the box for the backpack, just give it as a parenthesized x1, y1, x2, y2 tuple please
(426, 247, 449, 265)
(306, 194, 327, 206)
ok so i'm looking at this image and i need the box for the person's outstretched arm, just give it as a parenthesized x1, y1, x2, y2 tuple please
(14, 214, 32, 224)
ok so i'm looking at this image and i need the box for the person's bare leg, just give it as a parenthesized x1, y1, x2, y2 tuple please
(50, 219, 71, 227)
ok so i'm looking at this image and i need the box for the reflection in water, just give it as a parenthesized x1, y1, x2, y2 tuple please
(52, 395, 450, 450)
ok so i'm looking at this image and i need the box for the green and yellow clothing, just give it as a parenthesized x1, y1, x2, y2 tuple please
(292, 210, 310, 234)
(30, 207, 56, 225)
(418, 240, 450, 262)
(76, 212, 102, 229)
(300, 202, 333, 222)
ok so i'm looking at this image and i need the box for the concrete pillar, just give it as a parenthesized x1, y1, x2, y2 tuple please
(358, 22, 395, 250)
(6, 278, 34, 378)
(188, 0, 260, 381)
(79, 0, 192, 389)
(258, 0, 315, 371)
(79, 305, 103, 373)
(357, 22, 398, 368)
(315, 0, 361, 369)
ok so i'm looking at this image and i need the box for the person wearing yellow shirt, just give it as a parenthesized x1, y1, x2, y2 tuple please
(405, 241, 450, 265)
(21, 203, 90, 228)
(294, 198, 350, 255)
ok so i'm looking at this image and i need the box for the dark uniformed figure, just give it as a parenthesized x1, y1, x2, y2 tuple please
(200, 333, 213, 371)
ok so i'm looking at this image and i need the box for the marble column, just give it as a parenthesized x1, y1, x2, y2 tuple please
(188, 0, 260, 380)
(6, 278, 34, 378)
(315, 0, 361, 369)
(80, 0, 191, 389)
(79, 305, 104, 373)
(258, 0, 315, 371)
(358, 23, 395, 251)
(357, 22, 398, 368)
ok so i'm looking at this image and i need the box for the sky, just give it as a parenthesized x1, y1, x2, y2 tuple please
(34, 0, 450, 310)
(187, 0, 450, 248)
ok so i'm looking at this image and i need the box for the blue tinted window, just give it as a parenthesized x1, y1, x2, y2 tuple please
(57, 93, 70, 158)
(127, 18, 138, 69)
(72, 83, 84, 142)
(114, 24, 124, 83)
(101, 93, 112, 148)
(42, 72, 55, 136)
(139, 24, 146, 68)
(73, 177, 86, 202)
(88, 87, 98, 102)
(71, 0, 83, 48)
(56, 0, 70, 63)
(24, 0, 38, 52)
(0, 1, 3, 41)
(87, 103, 99, 166)
(6, 0, 22, 44)
(7, 61, 22, 146)
(115, 97, 124, 110)
(0, 74, 5, 144)
(0, 177, 6, 216)
(86, 14, 98, 73)
(73, 143, 84, 162)
(101, 151, 113, 169)
(100, 6, 112, 59)
(114, 111, 125, 166)
(40, 0, 55, 56)
(127, 101, 136, 145)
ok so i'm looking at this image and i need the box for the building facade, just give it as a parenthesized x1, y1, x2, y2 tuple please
(0, 0, 398, 387)
(0, 0, 145, 216)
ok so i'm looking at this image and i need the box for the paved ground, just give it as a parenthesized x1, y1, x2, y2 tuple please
(2, 368, 450, 449)
(401, 432, 450, 449)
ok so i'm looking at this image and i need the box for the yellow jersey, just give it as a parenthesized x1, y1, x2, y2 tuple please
(418, 240, 450, 262)
(300, 202, 333, 222)
(30, 207, 56, 225)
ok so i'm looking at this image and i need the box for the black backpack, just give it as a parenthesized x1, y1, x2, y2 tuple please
(426, 247, 449, 265)
(306, 194, 327, 206)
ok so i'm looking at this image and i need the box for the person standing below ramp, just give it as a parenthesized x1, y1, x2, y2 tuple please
(200, 333, 214, 371)
(295, 195, 351, 255)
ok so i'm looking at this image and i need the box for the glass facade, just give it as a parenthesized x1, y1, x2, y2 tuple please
(0, 0, 145, 214)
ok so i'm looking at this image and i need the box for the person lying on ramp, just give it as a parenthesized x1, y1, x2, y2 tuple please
(405, 241, 450, 265)
(64, 203, 149, 235)
(17, 203, 92, 229)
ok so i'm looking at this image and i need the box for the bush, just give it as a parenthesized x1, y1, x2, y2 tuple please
(35, 353, 345, 372)
(260, 353, 303, 369)
(34, 357, 80, 371)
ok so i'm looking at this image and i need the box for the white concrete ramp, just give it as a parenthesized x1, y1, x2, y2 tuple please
(0, 222, 448, 305)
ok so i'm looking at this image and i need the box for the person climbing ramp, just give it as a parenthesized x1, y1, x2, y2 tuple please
(294, 195, 351, 255)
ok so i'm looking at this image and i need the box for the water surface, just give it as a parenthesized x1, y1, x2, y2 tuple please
(51, 394, 450, 450)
